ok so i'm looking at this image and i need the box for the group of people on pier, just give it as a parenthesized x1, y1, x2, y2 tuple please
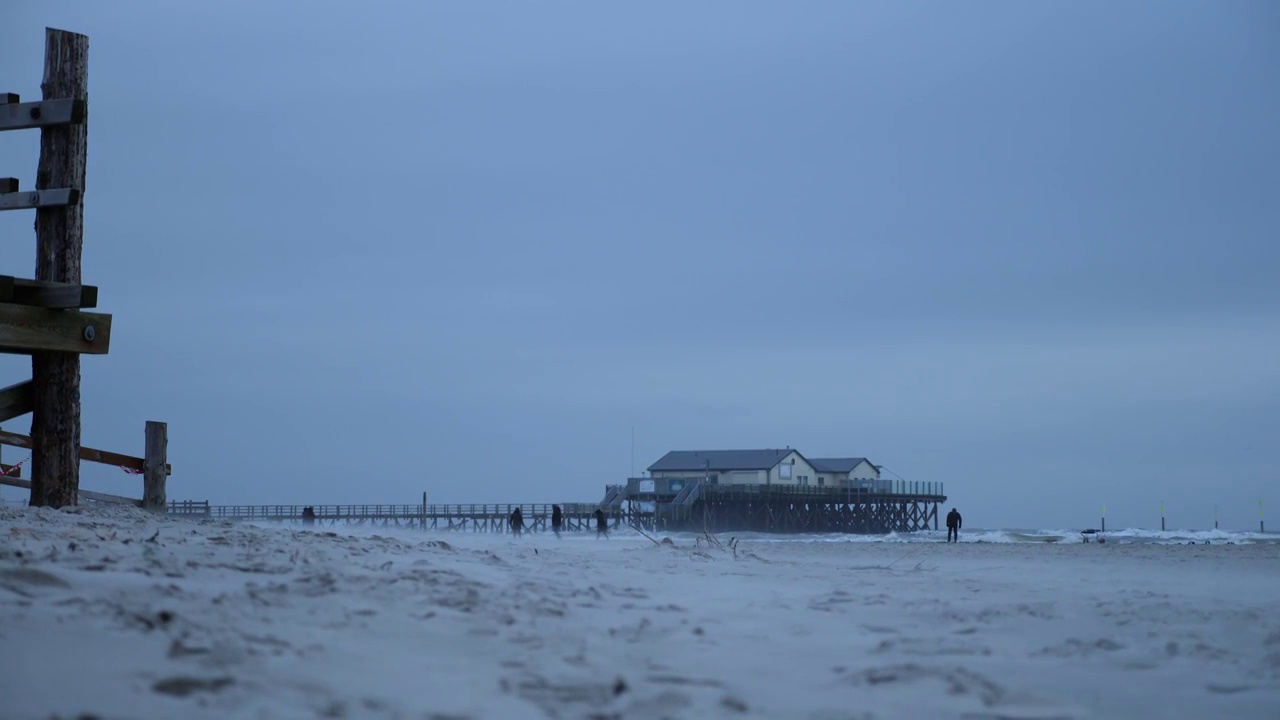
(508, 505, 610, 538)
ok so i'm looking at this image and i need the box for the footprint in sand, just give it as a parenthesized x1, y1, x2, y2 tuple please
(847, 663, 1082, 720)
(502, 671, 633, 716)
(1036, 638, 1125, 658)
(603, 585, 649, 600)
(0, 566, 71, 597)
(847, 663, 1006, 707)
(872, 637, 993, 657)
(809, 594, 859, 612)
(152, 676, 235, 697)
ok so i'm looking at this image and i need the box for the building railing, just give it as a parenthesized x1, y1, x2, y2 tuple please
(629, 475, 943, 498)
(701, 480, 945, 498)
(848, 479, 944, 497)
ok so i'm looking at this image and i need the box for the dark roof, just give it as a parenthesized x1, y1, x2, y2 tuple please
(809, 457, 872, 474)
(648, 449, 801, 472)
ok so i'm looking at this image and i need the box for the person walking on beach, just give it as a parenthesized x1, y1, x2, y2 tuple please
(509, 507, 524, 537)
(594, 508, 609, 539)
(946, 507, 962, 543)
(551, 505, 564, 538)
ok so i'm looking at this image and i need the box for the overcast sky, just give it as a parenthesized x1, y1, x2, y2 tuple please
(2, 1, 1277, 530)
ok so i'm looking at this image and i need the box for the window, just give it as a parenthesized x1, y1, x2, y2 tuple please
(779, 464, 793, 480)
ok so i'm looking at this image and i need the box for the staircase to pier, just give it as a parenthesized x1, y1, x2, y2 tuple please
(599, 484, 625, 510)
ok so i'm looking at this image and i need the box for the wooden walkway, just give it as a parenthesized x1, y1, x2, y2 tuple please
(168, 502, 621, 533)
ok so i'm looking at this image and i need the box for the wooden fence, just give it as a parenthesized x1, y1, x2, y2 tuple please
(0, 28, 169, 510)
(0, 425, 170, 510)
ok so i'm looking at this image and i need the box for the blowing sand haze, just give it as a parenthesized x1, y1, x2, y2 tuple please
(2, 506, 1279, 719)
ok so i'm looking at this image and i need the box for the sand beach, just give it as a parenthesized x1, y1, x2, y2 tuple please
(2, 506, 1278, 720)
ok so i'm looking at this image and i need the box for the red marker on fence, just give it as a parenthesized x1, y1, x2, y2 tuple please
(2, 458, 29, 476)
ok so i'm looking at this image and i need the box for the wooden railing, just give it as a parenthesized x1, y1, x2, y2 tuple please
(171, 503, 610, 521)
(0, 425, 171, 509)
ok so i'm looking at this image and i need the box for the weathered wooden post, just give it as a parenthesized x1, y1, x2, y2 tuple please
(142, 421, 167, 511)
(31, 29, 90, 508)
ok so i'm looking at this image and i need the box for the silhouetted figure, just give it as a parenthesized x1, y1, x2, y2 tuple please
(946, 508, 962, 543)
(301, 506, 316, 526)
(594, 508, 609, 539)
(510, 507, 524, 537)
(551, 505, 564, 538)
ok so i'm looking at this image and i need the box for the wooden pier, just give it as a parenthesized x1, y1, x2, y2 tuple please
(675, 485, 942, 534)
(165, 480, 945, 536)
(619, 479, 947, 534)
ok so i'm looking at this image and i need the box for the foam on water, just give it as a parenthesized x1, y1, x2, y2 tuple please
(659, 527, 1275, 545)
(1096, 526, 1276, 545)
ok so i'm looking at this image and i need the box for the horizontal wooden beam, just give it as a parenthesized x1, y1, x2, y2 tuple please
(0, 476, 143, 507)
(0, 380, 34, 424)
(82, 445, 159, 475)
(0, 98, 85, 132)
(0, 188, 79, 212)
(0, 276, 98, 309)
(0, 303, 111, 354)
(0, 429, 171, 475)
